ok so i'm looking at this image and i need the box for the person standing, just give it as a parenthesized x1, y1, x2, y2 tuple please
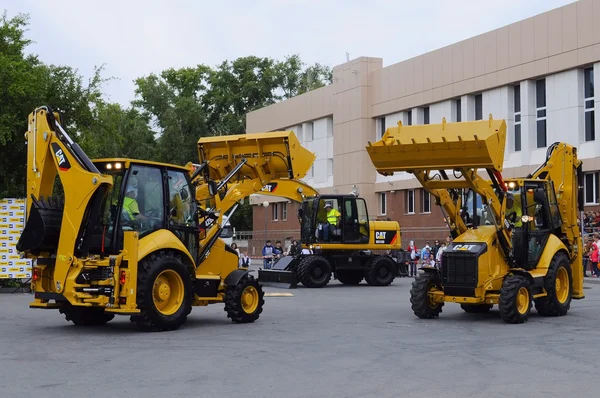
(262, 240, 275, 269)
(592, 235, 600, 277)
(407, 240, 418, 277)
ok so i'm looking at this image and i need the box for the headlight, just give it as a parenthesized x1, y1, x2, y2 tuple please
(508, 182, 516, 189)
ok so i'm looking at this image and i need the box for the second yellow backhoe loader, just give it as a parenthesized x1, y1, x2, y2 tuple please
(366, 116, 584, 324)
(17, 106, 315, 331)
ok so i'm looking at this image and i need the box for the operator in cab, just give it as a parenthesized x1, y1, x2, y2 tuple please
(505, 193, 522, 228)
(322, 202, 341, 241)
(122, 178, 148, 225)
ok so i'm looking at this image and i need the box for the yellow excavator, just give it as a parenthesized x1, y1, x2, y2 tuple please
(17, 106, 314, 331)
(255, 184, 403, 289)
(366, 116, 584, 323)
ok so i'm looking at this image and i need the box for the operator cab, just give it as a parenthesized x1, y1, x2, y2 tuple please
(299, 195, 370, 244)
(505, 179, 563, 270)
(87, 159, 199, 257)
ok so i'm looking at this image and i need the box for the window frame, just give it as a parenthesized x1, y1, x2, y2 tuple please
(536, 78, 547, 148)
(380, 192, 387, 216)
(584, 171, 600, 205)
(282, 202, 288, 221)
(272, 203, 279, 221)
(514, 84, 521, 152)
(584, 66, 595, 142)
(406, 189, 415, 215)
(421, 190, 431, 214)
(475, 94, 483, 120)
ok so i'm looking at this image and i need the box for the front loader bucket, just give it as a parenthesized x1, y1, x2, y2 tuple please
(366, 116, 507, 174)
(198, 131, 316, 182)
(257, 256, 300, 289)
(16, 196, 63, 253)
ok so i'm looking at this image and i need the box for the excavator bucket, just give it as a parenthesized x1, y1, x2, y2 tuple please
(257, 256, 300, 289)
(16, 196, 63, 253)
(198, 131, 315, 182)
(366, 116, 507, 174)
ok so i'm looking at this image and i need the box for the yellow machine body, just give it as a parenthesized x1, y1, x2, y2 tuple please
(366, 116, 584, 323)
(18, 106, 317, 331)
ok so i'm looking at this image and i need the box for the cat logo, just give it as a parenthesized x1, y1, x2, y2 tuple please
(51, 143, 71, 171)
(375, 231, 387, 240)
(261, 183, 278, 193)
(453, 244, 476, 251)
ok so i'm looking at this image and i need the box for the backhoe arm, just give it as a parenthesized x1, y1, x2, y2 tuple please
(17, 107, 113, 293)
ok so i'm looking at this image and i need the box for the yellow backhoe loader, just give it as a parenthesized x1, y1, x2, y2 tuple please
(366, 116, 584, 324)
(17, 106, 314, 331)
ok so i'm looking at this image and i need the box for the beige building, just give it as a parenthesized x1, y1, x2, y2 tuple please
(246, 0, 600, 241)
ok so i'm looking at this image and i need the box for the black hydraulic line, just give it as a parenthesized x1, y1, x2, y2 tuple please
(216, 158, 248, 191)
(196, 203, 239, 265)
(283, 139, 294, 179)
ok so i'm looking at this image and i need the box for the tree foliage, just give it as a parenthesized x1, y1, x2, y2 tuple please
(0, 10, 332, 231)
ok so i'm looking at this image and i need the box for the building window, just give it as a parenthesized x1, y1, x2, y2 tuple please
(305, 122, 313, 141)
(327, 158, 333, 176)
(327, 116, 333, 137)
(536, 78, 547, 148)
(421, 190, 431, 213)
(585, 172, 600, 204)
(514, 84, 521, 152)
(423, 107, 430, 124)
(406, 190, 415, 214)
(406, 110, 412, 126)
(282, 203, 288, 220)
(272, 203, 279, 221)
(377, 117, 386, 140)
(585, 67, 595, 141)
(455, 98, 461, 122)
(380, 192, 387, 215)
(475, 94, 483, 120)
(307, 165, 314, 178)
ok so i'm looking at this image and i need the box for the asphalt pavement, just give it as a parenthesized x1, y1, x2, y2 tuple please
(1, 276, 599, 398)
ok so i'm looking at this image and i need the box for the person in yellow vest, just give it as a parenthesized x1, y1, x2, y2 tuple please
(506, 193, 522, 228)
(323, 202, 341, 241)
(122, 186, 147, 225)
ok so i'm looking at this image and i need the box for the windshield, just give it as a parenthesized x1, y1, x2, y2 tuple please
(462, 190, 495, 227)
(221, 225, 233, 238)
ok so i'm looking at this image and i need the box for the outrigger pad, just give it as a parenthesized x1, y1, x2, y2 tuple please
(16, 196, 63, 253)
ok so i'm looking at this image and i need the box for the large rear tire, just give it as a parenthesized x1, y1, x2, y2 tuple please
(534, 252, 572, 317)
(59, 305, 115, 326)
(130, 251, 193, 332)
(364, 256, 396, 286)
(224, 275, 265, 323)
(336, 270, 363, 285)
(410, 272, 444, 319)
(297, 256, 332, 288)
(499, 274, 531, 324)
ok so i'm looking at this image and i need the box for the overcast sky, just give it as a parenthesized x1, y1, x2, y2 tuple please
(4, 0, 575, 107)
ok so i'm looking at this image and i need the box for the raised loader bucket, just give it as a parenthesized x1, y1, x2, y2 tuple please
(16, 196, 63, 253)
(257, 256, 300, 289)
(198, 131, 315, 182)
(366, 116, 507, 175)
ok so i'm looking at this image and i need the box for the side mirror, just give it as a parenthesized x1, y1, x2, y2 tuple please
(208, 180, 218, 196)
(180, 187, 189, 201)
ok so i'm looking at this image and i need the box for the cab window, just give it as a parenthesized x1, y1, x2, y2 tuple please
(121, 165, 165, 237)
(167, 169, 195, 227)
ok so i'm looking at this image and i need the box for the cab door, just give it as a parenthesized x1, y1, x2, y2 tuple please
(342, 197, 369, 244)
(166, 169, 198, 260)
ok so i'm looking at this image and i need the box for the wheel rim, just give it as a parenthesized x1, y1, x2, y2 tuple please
(555, 267, 569, 304)
(241, 285, 259, 314)
(152, 269, 185, 316)
(311, 266, 323, 279)
(516, 287, 529, 315)
(427, 285, 440, 308)
(378, 265, 390, 279)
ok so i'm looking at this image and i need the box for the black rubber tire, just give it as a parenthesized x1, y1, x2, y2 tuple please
(460, 304, 493, 313)
(130, 251, 193, 332)
(534, 252, 572, 317)
(224, 275, 265, 323)
(59, 305, 115, 326)
(499, 274, 532, 324)
(336, 270, 364, 285)
(409, 272, 444, 319)
(364, 256, 396, 286)
(297, 256, 332, 288)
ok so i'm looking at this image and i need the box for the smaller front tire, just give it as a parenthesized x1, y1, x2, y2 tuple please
(499, 274, 532, 324)
(224, 276, 265, 323)
(410, 272, 444, 319)
(297, 256, 332, 288)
